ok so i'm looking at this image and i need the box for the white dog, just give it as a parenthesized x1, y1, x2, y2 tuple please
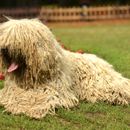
(0, 18, 129, 119)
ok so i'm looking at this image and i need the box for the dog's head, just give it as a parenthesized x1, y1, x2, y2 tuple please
(0, 19, 63, 88)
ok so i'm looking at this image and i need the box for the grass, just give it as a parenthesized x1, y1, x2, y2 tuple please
(1, 22, 130, 130)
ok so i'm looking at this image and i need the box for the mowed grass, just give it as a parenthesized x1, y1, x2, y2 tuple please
(0, 22, 130, 130)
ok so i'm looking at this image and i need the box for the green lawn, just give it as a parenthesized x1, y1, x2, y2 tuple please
(1, 22, 130, 130)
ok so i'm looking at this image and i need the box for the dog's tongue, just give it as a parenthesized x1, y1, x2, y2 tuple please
(7, 63, 18, 73)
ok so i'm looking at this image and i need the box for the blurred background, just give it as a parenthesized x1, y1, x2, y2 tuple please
(1, 0, 130, 7)
(0, 1, 130, 130)
(0, 0, 130, 22)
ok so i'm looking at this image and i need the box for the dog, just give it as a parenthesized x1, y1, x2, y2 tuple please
(0, 18, 129, 119)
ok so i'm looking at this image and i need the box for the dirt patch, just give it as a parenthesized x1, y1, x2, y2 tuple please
(85, 111, 106, 118)
(124, 120, 130, 127)
(56, 115, 71, 125)
(56, 115, 82, 129)
(46, 19, 130, 28)
(127, 123, 130, 127)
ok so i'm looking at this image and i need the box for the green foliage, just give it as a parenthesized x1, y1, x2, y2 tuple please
(0, 23, 130, 129)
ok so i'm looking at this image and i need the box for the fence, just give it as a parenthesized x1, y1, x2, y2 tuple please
(0, 6, 130, 22)
(39, 6, 130, 22)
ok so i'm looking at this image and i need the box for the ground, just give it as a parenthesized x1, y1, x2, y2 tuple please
(0, 20, 130, 130)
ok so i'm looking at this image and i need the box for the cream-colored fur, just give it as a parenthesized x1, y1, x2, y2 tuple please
(0, 19, 130, 119)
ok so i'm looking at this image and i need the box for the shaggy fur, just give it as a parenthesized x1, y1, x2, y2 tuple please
(0, 19, 130, 119)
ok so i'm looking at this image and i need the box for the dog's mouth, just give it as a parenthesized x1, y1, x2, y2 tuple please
(1, 47, 26, 76)
(7, 62, 19, 73)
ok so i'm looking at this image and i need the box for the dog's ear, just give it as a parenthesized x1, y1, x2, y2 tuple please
(3, 15, 13, 21)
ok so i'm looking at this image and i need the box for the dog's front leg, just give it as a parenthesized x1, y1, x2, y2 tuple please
(0, 81, 78, 119)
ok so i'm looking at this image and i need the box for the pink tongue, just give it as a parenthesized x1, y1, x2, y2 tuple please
(7, 63, 18, 73)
